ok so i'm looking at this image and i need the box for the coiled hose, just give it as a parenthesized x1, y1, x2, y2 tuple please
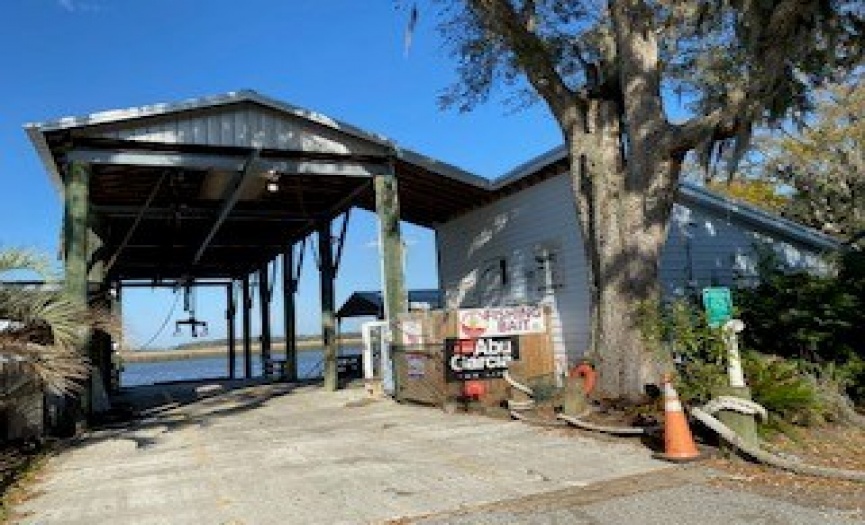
(506, 370, 865, 481)
(503, 370, 649, 434)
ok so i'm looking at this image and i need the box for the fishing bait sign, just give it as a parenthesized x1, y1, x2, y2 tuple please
(457, 306, 545, 339)
(444, 336, 520, 382)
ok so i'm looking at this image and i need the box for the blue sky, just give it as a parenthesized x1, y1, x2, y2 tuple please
(0, 1, 562, 349)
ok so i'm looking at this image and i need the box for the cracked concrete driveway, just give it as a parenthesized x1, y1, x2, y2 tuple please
(15, 383, 666, 524)
(13, 383, 860, 524)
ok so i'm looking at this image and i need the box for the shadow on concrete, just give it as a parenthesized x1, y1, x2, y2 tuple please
(71, 378, 314, 450)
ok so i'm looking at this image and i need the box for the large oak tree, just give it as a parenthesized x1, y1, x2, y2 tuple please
(435, 0, 864, 398)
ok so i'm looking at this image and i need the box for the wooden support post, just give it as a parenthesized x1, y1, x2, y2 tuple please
(282, 247, 298, 381)
(374, 161, 407, 395)
(242, 275, 252, 379)
(227, 283, 236, 379)
(258, 263, 272, 376)
(374, 162, 408, 322)
(109, 282, 122, 392)
(85, 229, 111, 412)
(318, 221, 338, 391)
(64, 161, 91, 417)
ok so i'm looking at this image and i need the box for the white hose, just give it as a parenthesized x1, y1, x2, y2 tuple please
(702, 396, 768, 422)
(506, 399, 536, 411)
(503, 370, 534, 396)
(504, 370, 651, 434)
(509, 409, 567, 427)
(557, 412, 652, 435)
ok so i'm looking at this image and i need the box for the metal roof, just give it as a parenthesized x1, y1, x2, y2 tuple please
(24, 91, 493, 282)
(485, 145, 840, 254)
(677, 182, 840, 252)
(336, 289, 443, 319)
(25, 91, 834, 284)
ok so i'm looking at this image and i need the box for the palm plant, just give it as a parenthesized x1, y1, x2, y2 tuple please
(0, 248, 101, 400)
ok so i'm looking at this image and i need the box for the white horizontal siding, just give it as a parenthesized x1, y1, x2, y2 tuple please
(661, 203, 831, 297)
(437, 172, 832, 373)
(87, 105, 383, 155)
(436, 172, 590, 370)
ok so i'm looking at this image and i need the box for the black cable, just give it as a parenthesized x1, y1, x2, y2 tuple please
(138, 291, 181, 350)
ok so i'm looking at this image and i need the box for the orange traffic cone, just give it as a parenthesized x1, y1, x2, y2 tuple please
(655, 374, 701, 462)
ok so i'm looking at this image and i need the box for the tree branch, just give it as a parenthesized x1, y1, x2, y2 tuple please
(469, 0, 585, 125)
(667, 0, 826, 157)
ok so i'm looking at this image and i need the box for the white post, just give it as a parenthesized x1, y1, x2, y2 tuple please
(723, 319, 747, 388)
(361, 321, 389, 379)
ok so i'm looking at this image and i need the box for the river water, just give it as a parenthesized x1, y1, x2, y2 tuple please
(121, 348, 361, 387)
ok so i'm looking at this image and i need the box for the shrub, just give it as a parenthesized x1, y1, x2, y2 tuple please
(737, 251, 865, 405)
(641, 298, 835, 433)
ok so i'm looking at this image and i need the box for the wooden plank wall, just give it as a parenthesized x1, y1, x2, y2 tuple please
(393, 309, 555, 408)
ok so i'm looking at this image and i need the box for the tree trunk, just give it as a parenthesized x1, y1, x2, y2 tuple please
(567, 98, 680, 400)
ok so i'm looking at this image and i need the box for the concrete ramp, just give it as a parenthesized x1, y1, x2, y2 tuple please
(17, 385, 668, 524)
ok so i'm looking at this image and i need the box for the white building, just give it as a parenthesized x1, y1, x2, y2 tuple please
(435, 146, 839, 373)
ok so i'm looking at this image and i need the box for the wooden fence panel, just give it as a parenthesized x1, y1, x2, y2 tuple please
(392, 309, 556, 409)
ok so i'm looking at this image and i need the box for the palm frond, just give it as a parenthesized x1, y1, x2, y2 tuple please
(0, 246, 123, 397)
(0, 248, 52, 278)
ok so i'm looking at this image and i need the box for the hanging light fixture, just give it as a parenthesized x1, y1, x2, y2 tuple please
(266, 169, 280, 193)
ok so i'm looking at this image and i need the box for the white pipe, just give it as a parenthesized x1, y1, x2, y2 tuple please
(557, 413, 651, 435)
(503, 370, 534, 396)
(510, 409, 567, 427)
(723, 319, 747, 388)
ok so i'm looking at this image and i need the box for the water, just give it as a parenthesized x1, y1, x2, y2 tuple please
(121, 348, 360, 387)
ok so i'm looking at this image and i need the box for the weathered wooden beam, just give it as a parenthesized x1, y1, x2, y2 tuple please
(66, 148, 386, 177)
(374, 161, 408, 322)
(93, 205, 314, 221)
(318, 221, 338, 391)
(63, 161, 91, 416)
(227, 283, 236, 380)
(193, 151, 261, 266)
(282, 246, 298, 381)
(119, 279, 232, 288)
(242, 275, 252, 379)
(104, 173, 166, 273)
(258, 263, 272, 376)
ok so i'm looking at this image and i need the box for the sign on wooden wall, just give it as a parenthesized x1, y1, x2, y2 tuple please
(457, 306, 545, 339)
(444, 336, 520, 381)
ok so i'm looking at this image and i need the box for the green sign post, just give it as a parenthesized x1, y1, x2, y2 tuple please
(702, 287, 733, 328)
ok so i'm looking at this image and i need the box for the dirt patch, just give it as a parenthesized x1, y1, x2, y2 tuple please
(706, 426, 865, 516)
(1, 441, 50, 524)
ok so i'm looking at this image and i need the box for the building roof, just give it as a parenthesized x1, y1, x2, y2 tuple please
(336, 289, 443, 319)
(24, 91, 837, 282)
(26, 90, 490, 191)
(485, 145, 840, 254)
(24, 91, 493, 281)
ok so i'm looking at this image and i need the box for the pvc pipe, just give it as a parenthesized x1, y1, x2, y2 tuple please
(723, 319, 747, 388)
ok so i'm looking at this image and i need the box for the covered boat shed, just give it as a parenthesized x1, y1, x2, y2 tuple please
(25, 90, 491, 412)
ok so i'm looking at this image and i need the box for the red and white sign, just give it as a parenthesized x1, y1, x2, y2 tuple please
(457, 306, 545, 339)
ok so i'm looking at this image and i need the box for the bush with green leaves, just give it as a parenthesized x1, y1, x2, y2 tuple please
(737, 250, 865, 405)
(641, 298, 839, 432)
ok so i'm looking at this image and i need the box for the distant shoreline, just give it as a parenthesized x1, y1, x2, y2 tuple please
(121, 338, 362, 363)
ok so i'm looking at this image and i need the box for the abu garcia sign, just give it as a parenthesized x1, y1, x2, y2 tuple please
(445, 306, 542, 382)
(445, 336, 520, 382)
